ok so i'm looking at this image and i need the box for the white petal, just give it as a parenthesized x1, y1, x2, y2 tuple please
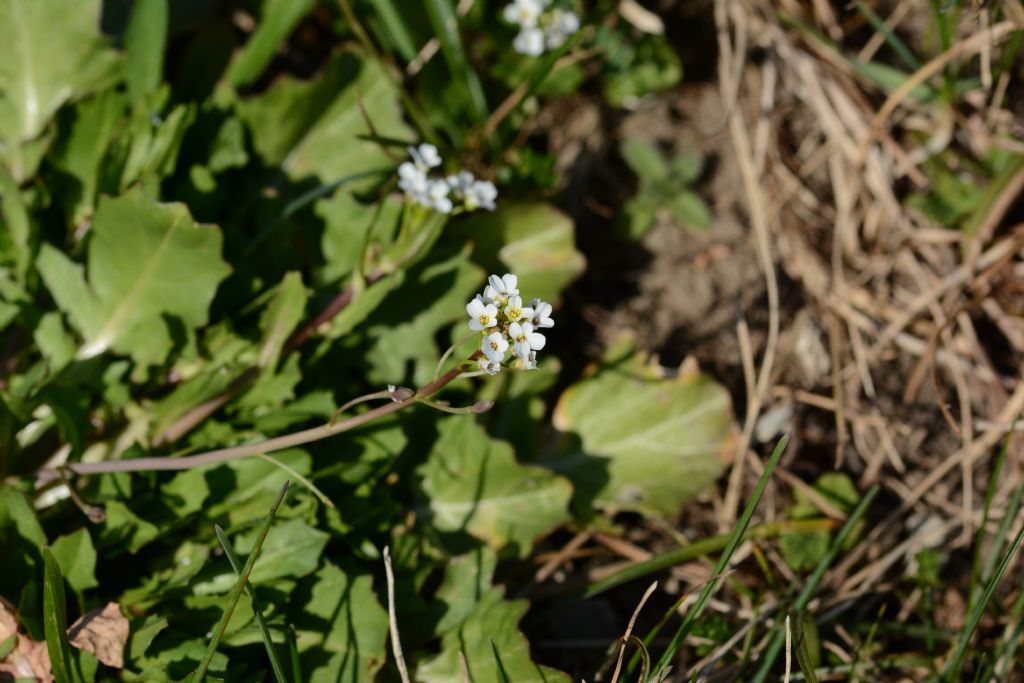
(528, 332, 546, 350)
(467, 298, 485, 317)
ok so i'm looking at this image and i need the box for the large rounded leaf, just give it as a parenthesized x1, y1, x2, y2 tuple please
(418, 418, 572, 557)
(547, 344, 735, 516)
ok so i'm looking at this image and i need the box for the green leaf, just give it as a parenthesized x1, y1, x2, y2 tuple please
(295, 563, 388, 683)
(36, 189, 231, 366)
(258, 272, 307, 369)
(434, 546, 498, 634)
(0, 485, 46, 547)
(0, 163, 31, 279)
(33, 312, 77, 372)
(621, 139, 670, 180)
(418, 418, 572, 557)
(115, 99, 195, 190)
(459, 202, 586, 305)
(548, 343, 734, 516)
(42, 546, 80, 683)
(237, 49, 411, 185)
(365, 249, 482, 385)
(194, 518, 328, 593)
(316, 191, 403, 284)
(50, 529, 99, 592)
(670, 151, 704, 184)
(0, 0, 121, 154)
(124, 0, 168, 103)
(227, 0, 316, 87)
(50, 90, 126, 225)
(668, 190, 711, 231)
(100, 500, 160, 553)
(418, 588, 569, 682)
(162, 468, 211, 518)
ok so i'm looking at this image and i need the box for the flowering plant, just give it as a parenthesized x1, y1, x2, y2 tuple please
(467, 273, 554, 374)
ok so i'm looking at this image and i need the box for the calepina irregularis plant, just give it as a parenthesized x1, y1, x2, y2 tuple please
(33, 147, 542, 485)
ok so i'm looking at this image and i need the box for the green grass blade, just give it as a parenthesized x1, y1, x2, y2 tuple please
(977, 484, 1023, 595)
(423, 0, 488, 121)
(993, 589, 1024, 679)
(366, 0, 418, 61)
(42, 546, 81, 683)
(191, 480, 290, 683)
(215, 524, 289, 683)
(651, 435, 790, 675)
(586, 518, 833, 599)
(751, 484, 880, 683)
(968, 433, 1011, 608)
(794, 615, 821, 683)
(942, 495, 1024, 680)
(852, 0, 921, 70)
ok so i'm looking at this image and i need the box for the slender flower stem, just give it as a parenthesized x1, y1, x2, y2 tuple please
(39, 353, 481, 482)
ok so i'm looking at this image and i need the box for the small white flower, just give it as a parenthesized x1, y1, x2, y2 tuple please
(503, 0, 543, 28)
(509, 321, 546, 359)
(486, 273, 519, 302)
(529, 298, 554, 328)
(514, 28, 545, 56)
(545, 9, 580, 49)
(398, 161, 428, 197)
(478, 358, 502, 375)
(409, 143, 442, 170)
(466, 298, 498, 331)
(503, 296, 533, 323)
(466, 180, 498, 211)
(481, 332, 510, 362)
(426, 179, 453, 213)
(447, 170, 474, 192)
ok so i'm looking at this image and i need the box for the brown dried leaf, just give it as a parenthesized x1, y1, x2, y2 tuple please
(0, 597, 53, 682)
(67, 602, 128, 669)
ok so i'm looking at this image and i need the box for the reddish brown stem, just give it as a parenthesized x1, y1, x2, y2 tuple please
(38, 352, 481, 482)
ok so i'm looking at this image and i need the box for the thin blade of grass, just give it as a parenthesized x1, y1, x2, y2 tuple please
(586, 518, 833, 599)
(942, 492, 1024, 680)
(215, 524, 289, 683)
(651, 435, 790, 675)
(366, 0, 418, 61)
(852, 0, 921, 70)
(191, 480, 290, 683)
(750, 484, 880, 683)
(976, 483, 1023, 595)
(42, 546, 81, 683)
(794, 615, 820, 683)
(968, 432, 1011, 610)
(423, 0, 488, 121)
(993, 588, 1024, 679)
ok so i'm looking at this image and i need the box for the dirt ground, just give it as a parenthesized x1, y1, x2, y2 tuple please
(530, 0, 1024, 678)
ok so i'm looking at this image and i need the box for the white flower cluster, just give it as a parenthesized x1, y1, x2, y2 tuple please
(502, 0, 580, 57)
(397, 144, 498, 214)
(467, 273, 554, 375)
